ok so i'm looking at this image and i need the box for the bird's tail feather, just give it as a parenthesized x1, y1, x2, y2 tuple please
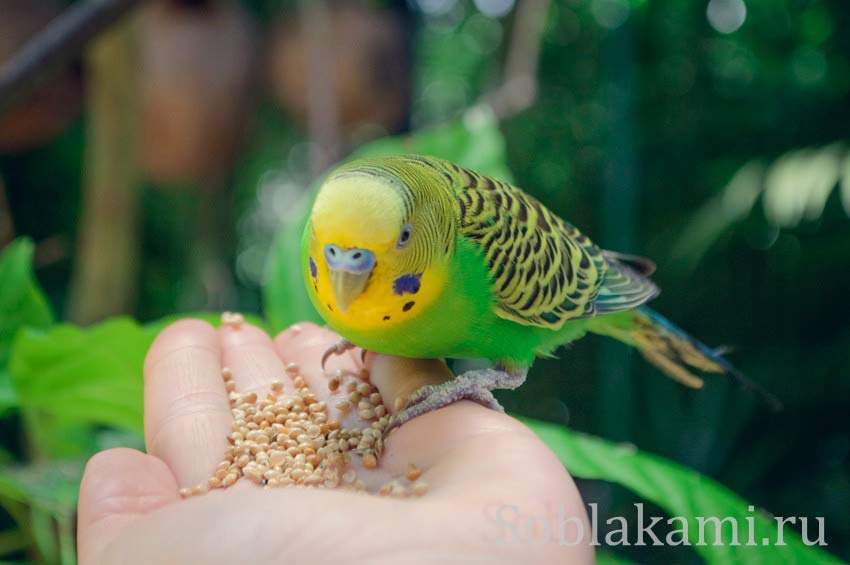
(589, 307, 782, 410)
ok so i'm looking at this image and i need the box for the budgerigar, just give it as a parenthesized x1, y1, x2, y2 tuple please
(302, 155, 778, 431)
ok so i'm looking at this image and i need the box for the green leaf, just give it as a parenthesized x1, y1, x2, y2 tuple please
(263, 107, 512, 332)
(0, 461, 83, 518)
(10, 318, 150, 435)
(0, 460, 84, 564)
(0, 528, 28, 556)
(145, 312, 268, 336)
(0, 239, 53, 415)
(594, 549, 636, 565)
(9, 312, 265, 437)
(21, 411, 96, 460)
(523, 418, 841, 564)
(29, 509, 56, 565)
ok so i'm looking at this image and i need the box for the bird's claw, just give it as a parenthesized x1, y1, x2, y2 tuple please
(320, 339, 358, 371)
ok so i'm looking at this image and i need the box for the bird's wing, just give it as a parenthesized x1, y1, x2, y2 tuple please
(447, 162, 658, 328)
(593, 251, 660, 315)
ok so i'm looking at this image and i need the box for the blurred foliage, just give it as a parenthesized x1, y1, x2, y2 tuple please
(528, 418, 840, 564)
(0, 241, 52, 416)
(0, 0, 848, 563)
(675, 142, 850, 268)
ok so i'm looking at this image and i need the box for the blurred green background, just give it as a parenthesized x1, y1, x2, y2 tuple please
(0, 0, 848, 563)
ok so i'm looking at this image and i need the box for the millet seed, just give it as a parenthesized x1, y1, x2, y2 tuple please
(407, 463, 421, 482)
(222, 312, 244, 328)
(363, 453, 378, 469)
(411, 481, 429, 497)
(181, 345, 427, 499)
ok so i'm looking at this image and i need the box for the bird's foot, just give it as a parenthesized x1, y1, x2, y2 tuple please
(386, 367, 527, 435)
(320, 338, 369, 371)
(321, 339, 356, 370)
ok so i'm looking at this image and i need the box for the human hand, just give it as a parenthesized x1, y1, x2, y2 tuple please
(77, 320, 593, 564)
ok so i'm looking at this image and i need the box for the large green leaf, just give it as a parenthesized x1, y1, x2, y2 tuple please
(0, 239, 53, 414)
(263, 107, 512, 332)
(10, 318, 151, 435)
(8, 312, 262, 437)
(525, 418, 841, 564)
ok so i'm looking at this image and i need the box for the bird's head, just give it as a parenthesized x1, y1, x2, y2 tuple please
(304, 157, 457, 328)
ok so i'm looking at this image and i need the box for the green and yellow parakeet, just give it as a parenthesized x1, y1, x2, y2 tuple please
(302, 155, 778, 429)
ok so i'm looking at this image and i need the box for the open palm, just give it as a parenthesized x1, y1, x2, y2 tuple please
(77, 320, 592, 564)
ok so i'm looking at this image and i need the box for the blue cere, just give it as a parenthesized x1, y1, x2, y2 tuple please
(393, 273, 422, 296)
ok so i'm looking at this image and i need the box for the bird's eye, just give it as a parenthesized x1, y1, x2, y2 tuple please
(397, 224, 412, 248)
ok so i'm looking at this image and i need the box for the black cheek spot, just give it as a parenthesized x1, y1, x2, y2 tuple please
(383, 315, 391, 321)
(326, 304, 334, 312)
(403, 301, 415, 312)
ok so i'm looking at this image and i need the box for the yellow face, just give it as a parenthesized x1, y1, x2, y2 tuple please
(306, 170, 451, 331)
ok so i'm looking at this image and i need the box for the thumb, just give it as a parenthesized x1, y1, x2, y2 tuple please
(77, 448, 178, 565)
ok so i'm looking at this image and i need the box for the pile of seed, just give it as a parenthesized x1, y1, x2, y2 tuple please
(177, 315, 427, 499)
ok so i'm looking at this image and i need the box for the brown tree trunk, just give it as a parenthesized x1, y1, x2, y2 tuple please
(66, 19, 141, 324)
(300, 0, 339, 179)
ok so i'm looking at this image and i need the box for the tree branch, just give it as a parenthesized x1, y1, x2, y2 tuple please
(483, 0, 551, 119)
(0, 0, 144, 116)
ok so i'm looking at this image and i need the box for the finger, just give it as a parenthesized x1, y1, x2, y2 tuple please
(366, 355, 552, 494)
(276, 323, 364, 381)
(218, 322, 294, 397)
(78, 448, 178, 565)
(367, 354, 452, 415)
(368, 354, 582, 521)
(144, 319, 231, 488)
(273, 323, 362, 420)
(97, 486, 400, 565)
(274, 324, 406, 486)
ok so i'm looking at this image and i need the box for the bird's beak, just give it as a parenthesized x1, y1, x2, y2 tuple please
(328, 268, 372, 313)
(323, 244, 375, 313)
